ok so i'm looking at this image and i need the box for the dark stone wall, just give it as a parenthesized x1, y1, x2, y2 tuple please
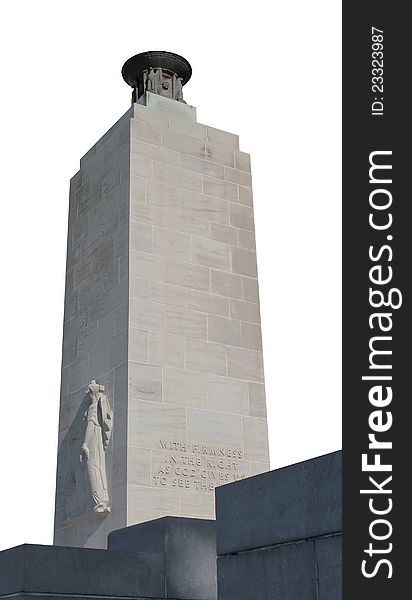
(215, 451, 342, 600)
(108, 517, 217, 600)
(0, 517, 216, 600)
(0, 543, 163, 599)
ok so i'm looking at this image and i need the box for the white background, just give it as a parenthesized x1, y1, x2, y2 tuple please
(0, 1, 341, 551)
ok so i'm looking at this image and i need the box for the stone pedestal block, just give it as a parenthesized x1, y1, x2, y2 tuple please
(216, 450, 342, 555)
(215, 451, 342, 600)
(0, 544, 164, 599)
(108, 516, 217, 600)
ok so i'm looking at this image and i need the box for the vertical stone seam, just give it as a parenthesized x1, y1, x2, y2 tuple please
(246, 382, 251, 419)
(313, 538, 321, 600)
(125, 115, 132, 521)
(164, 527, 169, 598)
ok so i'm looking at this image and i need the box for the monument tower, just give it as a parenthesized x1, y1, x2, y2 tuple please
(54, 51, 270, 549)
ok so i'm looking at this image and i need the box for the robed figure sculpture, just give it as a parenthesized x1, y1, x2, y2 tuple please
(79, 380, 113, 513)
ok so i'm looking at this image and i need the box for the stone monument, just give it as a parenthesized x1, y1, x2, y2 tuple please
(54, 51, 270, 548)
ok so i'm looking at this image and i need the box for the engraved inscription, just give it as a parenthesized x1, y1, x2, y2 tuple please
(151, 440, 248, 492)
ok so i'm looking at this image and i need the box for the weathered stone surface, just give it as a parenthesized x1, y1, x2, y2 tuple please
(192, 236, 231, 270)
(234, 150, 251, 172)
(128, 485, 181, 513)
(230, 204, 255, 231)
(163, 368, 208, 408)
(131, 251, 165, 282)
(186, 289, 230, 317)
(217, 541, 317, 600)
(242, 417, 270, 462)
(131, 221, 153, 253)
(55, 109, 131, 547)
(153, 226, 192, 262)
(181, 189, 230, 224)
(146, 143, 180, 166)
(185, 339, 227, 376)
(129, 401, 186, 447)
(130, 154, 152, 179)
(211, 270, 243, 299)
(137, 91, 197, 121)
(129, 327, 149, 363)
(207, 376, 249, 415)
(203, 176, 238, 201)
(316, 535, 342, 600)
(206, 141, 235, 168)
(170, 115, 207, 139)
(208, 315, 241, 347)
(206, 126, 239, 148)
(164, 209, 210, 236)
(238, 228, 255, 251)
(215, 454, 342, 600)
(0, 544, 163, 599)
(241, 322, 262, 350)
(128, 447, 151, 486)
(150, 281, 187, 308)
(132, 202, 164, 227)
(165, 259, 210, 291)
(230, 299, 260, 323)
(130, 299, 165, 331)
(249, 382, 267, 417)
(146, 179, 180, 209)
(181, 154, 225, 179)
(108, 517, 217, 600)
(130, 174, 146, 204)
(132, 101, 171, 127)
(250, 461, 270, 475)
(238, 185, 253, 207)
(165, 305, 208, 340)
(129, 363, 163, 403)
(231, 247, 257, 277)
(210, 222, 238, 246)
(224, 166, 251, 187)
(226, 347, 264, 382)
(187, 408, 242, 447)
(56, 94, 269, 547)
(242, 277, 259, 303)
(163, 130, 206, 159)
(149, 331, 185, 368)
(215, 452, 342, 555)
(131, 117, 162, 146)
(181, 491, 215, 518)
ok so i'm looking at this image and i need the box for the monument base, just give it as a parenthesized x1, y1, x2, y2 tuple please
(63, 507, 111, 527)
(1, 453, 342, 600)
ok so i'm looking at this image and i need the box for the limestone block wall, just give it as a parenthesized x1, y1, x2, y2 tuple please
(54, 110, 131, 548)
(54, 94, 270, 548)
(126, 98, 270, 526)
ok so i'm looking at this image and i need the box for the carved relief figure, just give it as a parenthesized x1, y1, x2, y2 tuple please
(141, 66, 185, 102)
(147, 67, 156, 92)
(155, 67, 162, 94)
(142, 69, 148, 94)
(80, 380, 113, 513)
(175, 76, 184, 102)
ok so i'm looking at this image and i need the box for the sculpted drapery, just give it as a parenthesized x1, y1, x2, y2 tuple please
(80, 380, 113, 513)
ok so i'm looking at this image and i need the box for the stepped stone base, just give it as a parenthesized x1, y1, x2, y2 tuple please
(1, 452, 342, 600)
